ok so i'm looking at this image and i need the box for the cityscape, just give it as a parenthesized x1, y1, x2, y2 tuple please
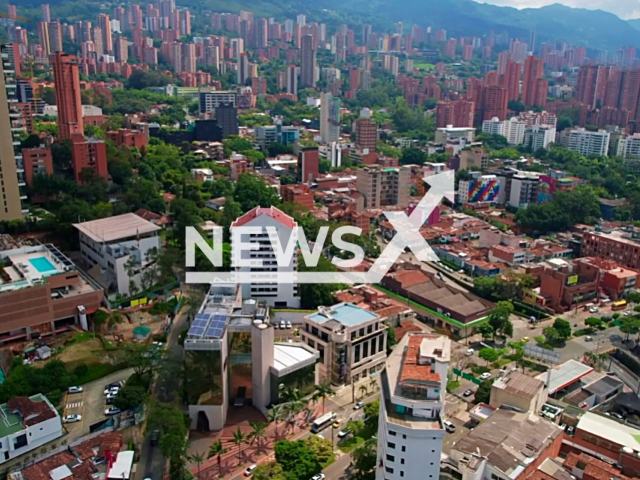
(3, 1, 640, 480)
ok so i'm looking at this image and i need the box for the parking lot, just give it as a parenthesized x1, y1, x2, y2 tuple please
(62, 368, 134, 441)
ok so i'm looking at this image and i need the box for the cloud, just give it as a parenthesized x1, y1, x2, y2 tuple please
(474, 0, 640, 19)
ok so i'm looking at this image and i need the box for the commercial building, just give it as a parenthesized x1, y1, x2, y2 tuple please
(376, 333, 450, 480)
(302, 302, 387, 385)
(489, 370, 547, 412)
(560, 128, 610, 157)
(255, 121, 300, 150)
(74, 213, 161, 296)
(449, 409, 562, 480)
(230, 206, 300, 308)
(0, 237, 103, 342)
(51, 52, 84, 140)
(198, 89, 237, 114)
(300, 34, 316, 88)
(0, 394, 62, 464)
(298, 147, 320, 183)
(523, 124, 556, 150)
(356, 165, 411, 208)
(581, 229, 640, 271)
(184, 285, 318, 431)
(70, 135, 108, 183)
(0, 44, 25, 220)
(509, 172, 541, 208)
(434, 126, 475, 145)
(320, 92, 340, 143)
(459, 146, 489, 171)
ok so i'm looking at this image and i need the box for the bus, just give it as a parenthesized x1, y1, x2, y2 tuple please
(612, 300, 628, 311)
(311, 412, 336, 433)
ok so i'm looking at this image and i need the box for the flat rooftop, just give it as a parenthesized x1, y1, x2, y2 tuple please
(308, 302, 379, 327)
(186, 285, 238, 341)
(535, 359, 593, 394)
(577, 412, 640, 452)
(73, 213, 160, 243)
(493, 371, 545, 400)
(272, 342, 319, 376)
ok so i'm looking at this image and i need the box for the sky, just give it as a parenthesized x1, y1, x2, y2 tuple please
(473, 0, 640, 20)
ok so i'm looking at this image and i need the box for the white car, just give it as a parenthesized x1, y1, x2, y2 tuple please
(63, 414, 82, 423)
(464, 348, 474, 356)
(104, 386, 120, 396)
(589, 307, 599, 313)
(286, 321, 292, 329)
(337, 429, 351, 438)
(479, 372, 492, 380)
(443, 420, 456, 433)
(311, 475, 326, 480)
(279, 320, 286, 329)
(354, 401, 365, 410)
(105, 407, 121, 416)
(244, 465, 257, 477)
(68, 386, 83, 394)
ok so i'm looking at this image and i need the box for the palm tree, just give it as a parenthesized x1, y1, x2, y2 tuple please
(207, 440, 228, 477)
(282, 386, 301, 403)
(314, 381, 333, 412)
(284, 402, 302, 434)
(267, 406, 282, 440)
(230, 428, 246, 464)
(189, 451, 205, 479)
(359, 384, 368, 400)
(248, 422, 268, 454)
(369, 379, 377, 394)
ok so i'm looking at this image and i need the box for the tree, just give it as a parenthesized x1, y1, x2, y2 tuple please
(620, 317, 640, 342)
(474, 276, 496, 298)
(189, 451, 205, 480)
(207, 440, 227, 475)
(274, 440, 321, 480)
(553, 318, 572, 340)
(478, 348, 500, 364)
(363, 399, 380, 431)
(585, 317, 602, 331)
(475, 379, 493, 404)
(113, 384, 147, 411)
(248, 422, 268, 454)
(122, 343, 158, 378)
(230, 428, 246, 463)
(252, 462, 287, 480)
(387, 324, 397, 354)
(314, 381, 333, 411)
(304, 434, 333, 464)
(233, 174, 280, 212)
(267, 406, 282, 440)
(477, 323, 494, 340)
(543, 326, 560, 345)
(146, 402, 189, 480)
(399, 146, 427, 166)
(359, 384, 368, 399)
(488, 301, 514, 339)
(351, 439, 377, 480)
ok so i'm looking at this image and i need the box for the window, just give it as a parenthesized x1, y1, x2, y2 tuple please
(389, 430, 397, 436)
(354, 344, 361, 363)
(402, 434, 406, 439)
(400, 472, 404, 478)
(386, 454, 395, 462)
(385, 467, 394, 474)
(401, 459, 405, 465)
(363, 342, 369, 358)
(387, 442, 396, 449)
(401, 446, 406, 452)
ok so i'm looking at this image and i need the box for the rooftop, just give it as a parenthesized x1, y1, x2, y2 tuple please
(73, 213, 160, 243)
(399, 335, 448, 385)
(272, 342, 319, 376)
(308, 302, 379, 327)
(231, 206, 296, 229)
(492, 370, 545, 400)
(186, 285, 239, 342)
(576, 412, 640, 451)
(535, 360, 593, 394)
(453, 409, 561, 477)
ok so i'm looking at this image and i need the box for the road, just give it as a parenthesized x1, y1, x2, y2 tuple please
(138, 302, 191, 480)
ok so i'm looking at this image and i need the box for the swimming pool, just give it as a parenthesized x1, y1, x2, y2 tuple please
(29, 257, 57, 273)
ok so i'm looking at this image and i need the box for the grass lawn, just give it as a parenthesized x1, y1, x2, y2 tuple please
(60, 332, 94, 352)
(320, 454, 335, 469)
(338, 423, 377, 453)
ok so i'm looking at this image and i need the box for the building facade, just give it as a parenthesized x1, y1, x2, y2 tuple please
(51, 52, 84, 140)
(356, 166, 410, 208)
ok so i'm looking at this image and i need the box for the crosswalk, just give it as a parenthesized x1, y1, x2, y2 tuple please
(512, 318, 530, 331)
(66, 402, 83, 409)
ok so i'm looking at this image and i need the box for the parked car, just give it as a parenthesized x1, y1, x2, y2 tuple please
(443, 420, 456, 433)
(585, 336, 593, 342)
(354, 401, 364, 410)
(150, 430, 159, 446)
(279, 320, 286, 329)
(68, 386, 83, 394)
(337, 429, 351, 438)
(104, 381, 122, 391)
(104, 386, 120, 396)
(311, 475, 326, 480)
(589, 307, 599, 313)
(566, 425, 575, 435)
(462, 389, 474, 397)
(104, 407, 121, 416)
(465, 348, 474, 356)
(480, 372, 492, 380)
(63, 414, 82, 423)
(286, 321, 292, 329)
(244, 465, 257, 477)
(521, 337, 530, 343)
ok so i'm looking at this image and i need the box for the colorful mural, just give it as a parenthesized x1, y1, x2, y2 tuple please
(537, 175, 556, 203)
(468, 177, 499, 203)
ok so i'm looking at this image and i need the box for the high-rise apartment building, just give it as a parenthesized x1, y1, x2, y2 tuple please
(70, 134, 108, 183)
(560, 127, 611, 156)
(286, 64, 298, 96)
(356, 165, 411, 208)
(300, 34, 316, 88)
(41, 4, 51, 22)
(320, 92, 340, 143)
(355, 108, 377, 152)
(48, 21, 63, 53)
(231, 206, 300, 308)
(37, 22, 50, 56)
(51, 52, 84, 140)
(0, 44, 24, 220)
(436, 99, 475, 127)
(522, 55, 547, 107)
(376, 333, 450, 480)
(98, 14, 112, 53)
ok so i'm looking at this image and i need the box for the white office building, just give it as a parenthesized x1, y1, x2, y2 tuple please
(560, 127, 610, 157)
(74, 213, 161, 296)
(481, 117, 526, 145)
(376, 333, 451, 480)
(523, 124, 556, 150)
(231, 206, 300, 308)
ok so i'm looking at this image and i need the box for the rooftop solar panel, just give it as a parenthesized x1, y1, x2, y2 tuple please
(189, 326, 204, 336)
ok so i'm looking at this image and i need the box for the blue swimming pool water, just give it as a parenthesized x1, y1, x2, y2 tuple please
(29, 257, 57, 273)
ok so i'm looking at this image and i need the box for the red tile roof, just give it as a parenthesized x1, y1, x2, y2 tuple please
(389, 269, 430, 288)
(230, 206, 297, 229)
(564, 452, 631, 480)
(7, 396, 56, 426)
(399, 335, 441, 385)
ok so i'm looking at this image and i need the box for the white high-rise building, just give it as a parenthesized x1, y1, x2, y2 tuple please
(320, 92, 341, 143)
(619, 133, 640, 171)
(523, 124, 556, 150)
(376, 333, 450, 480)
(560, 127, 610, 157)
(481, 116, 526, 145)
(231, 206, 300, 308)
